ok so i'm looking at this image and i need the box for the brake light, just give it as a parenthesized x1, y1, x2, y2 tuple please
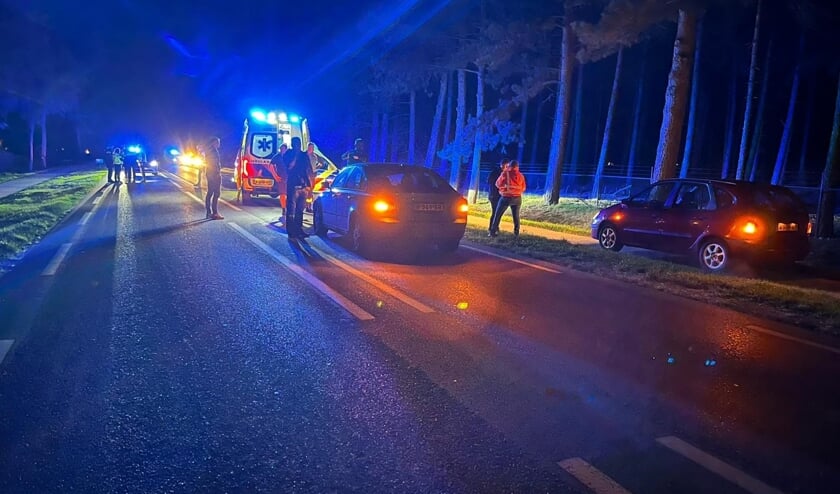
(457, 201, 469, 214)
(742, 221, 758, 235)
(807, 221, 813, 235)
(373, 200, 392, 213)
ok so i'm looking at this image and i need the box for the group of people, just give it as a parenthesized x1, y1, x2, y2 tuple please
(267, 137, 320, 239)
(106, 148, 144, 184)
(487, 159, 527, 237)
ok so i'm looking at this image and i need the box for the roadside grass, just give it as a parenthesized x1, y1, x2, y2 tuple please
(0, 172, 30, 184)
(0, 170, 105, 267)
(465, 225, 840, 335)
(469, 194, 605, 236)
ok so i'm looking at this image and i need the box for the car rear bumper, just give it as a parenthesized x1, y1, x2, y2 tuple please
(728, 235, 810, 262)
(371, 220, 466, 244)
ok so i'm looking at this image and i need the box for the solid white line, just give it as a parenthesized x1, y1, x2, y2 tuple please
(227, 223, 374, 321)
(78, 212, 93, 225)
(0, 339, 13, 365)
(744, 324, 840, 356)
(558, 458, 632, 494)
(656, 436, 783, 494)
(462, 244, 563, 274)
(308, 246, 435, 313)
(41, 243, 72, 276)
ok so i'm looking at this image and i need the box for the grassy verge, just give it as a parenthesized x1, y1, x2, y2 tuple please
(0, 170, 105, 268)
(465, 225, 840, 335)
(0, 172, 30, 184)
(469, 194, 605, 236)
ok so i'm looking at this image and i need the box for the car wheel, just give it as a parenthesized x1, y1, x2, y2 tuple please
(438, 238, 460, 253)
(313, 202, 328, 236)
(698, 238, 729, 272)
(598, 223, 624, 252)
(349, 216, 367, 254)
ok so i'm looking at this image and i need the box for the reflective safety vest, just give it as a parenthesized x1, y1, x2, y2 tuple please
(113, 154, 124, 165)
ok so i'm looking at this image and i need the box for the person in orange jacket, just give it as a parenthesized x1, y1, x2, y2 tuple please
(489, 160, 526, 237)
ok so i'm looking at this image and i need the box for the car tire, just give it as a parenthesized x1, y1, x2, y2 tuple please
(438, 238, 460, 253)
(313, 202, 328, 237)
(598, 223, 624, 252)
(698, 238, 730, 272)
(349, 215, 367, 254)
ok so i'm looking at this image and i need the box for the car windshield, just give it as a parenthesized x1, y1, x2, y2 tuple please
(366, 167, 450, 194)
(750, 186, 807, 213)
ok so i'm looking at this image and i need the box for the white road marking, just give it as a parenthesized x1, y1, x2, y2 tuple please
(558, 457, 632, 494)
(0, 339, 13, 365)
(164, 170, 242, 211)
(220, 198, 243, 211)
(462, 244, 563, 274)
(744, 324, 840, 356)
(227, 223, 374, 321)
(79, 212, 93, 225)
(307, 246, 435, 313)
(656, 436, 783, 494)
(92, 196, 102, 205)
(41, 243, 72, 276)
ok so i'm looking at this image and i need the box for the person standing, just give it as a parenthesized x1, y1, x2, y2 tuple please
(487, 159, 508, 237)
(270, 143, 289, 222)
(205, 137, 224, 220)
(341, 138, 367, 167)
(109, 148, 123, 184)
(283, 137, 312, 239)
(489, 160, 526, 237)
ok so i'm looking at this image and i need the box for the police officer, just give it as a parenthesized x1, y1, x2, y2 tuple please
(283, 137, 311, 239)
(111, 148, 124, 184)
(205, 137, 224, 220)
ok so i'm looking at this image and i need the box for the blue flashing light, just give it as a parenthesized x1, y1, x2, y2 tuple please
(168, 148, 181, 156)
(289, 114, 301, 123)
(127, 145, 142, 154)
(251, 109, 267, 122)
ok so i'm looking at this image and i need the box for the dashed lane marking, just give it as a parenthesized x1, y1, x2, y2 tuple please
(744, 324, 840, 356)
(78, 212, 93, 226)
(306, 245, 435, 314)
(462, 244, 563, 274)
(41, 243, 72, 276)
(0, 340, 13, 365)
(228, 222, 374, 321)
(558, 457, 632, 494)
(656, 436, 783, 494)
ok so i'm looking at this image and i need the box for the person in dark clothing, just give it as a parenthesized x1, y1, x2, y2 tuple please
(270, 143, 289, 221)
(341, 138, 367, 167)
(205, 137, 224, 220)
(487, 159, 508, 236)
(283, 137, 312, 239)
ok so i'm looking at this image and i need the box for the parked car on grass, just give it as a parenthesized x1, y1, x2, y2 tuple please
(591, 179, 811, 271)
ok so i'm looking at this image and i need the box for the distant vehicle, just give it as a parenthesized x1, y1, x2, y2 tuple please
(312, 163, 469, 255)
(591, 179, 812, 271)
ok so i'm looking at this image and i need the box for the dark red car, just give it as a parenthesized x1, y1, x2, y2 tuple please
(590, 179, 811, 271)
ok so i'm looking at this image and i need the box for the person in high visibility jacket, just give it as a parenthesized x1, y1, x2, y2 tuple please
(489, 160, 526, 238)
(111, 148, 124, 184)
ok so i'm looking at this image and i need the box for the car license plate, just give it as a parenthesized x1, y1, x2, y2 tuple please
(251, 178, 273, 187)
(414, 203, 444, 212)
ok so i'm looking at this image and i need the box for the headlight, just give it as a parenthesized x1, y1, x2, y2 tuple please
(149, 160, 158, 167)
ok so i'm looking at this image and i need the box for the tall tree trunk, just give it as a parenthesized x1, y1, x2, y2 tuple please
(736, 0, 762, 180)
(28, 118, 36, 172)
(721, 56, 738, 179)
(370, 111, 379, 162)
(425, 73, 447, 168)
(798, 84, 816, 184)
(467, 66, 485, 204)
(772, 35, 804, 185)
(680, 16, 704, 179)
(40, 109, 47, 169)
(517, 97, 528, 163)
(529, 96, 546, 164)
(626, 46, 648, 185)
(441, 71, 454, 175)
(449, 69, 467, 188)
(592, 48, 624, 199)
(409, 90, 416, 164)
(378, 111, 389, 162)
(390, 116, 399, 162)
(652, 9, 698, 183)
(544, 16, 575, 204)
(816, 72, 840, 238)
(748, 41, 773, 182)
(570, 66, 585, 174)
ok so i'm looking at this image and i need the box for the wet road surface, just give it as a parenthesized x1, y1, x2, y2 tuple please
(0, 169, 838, 493)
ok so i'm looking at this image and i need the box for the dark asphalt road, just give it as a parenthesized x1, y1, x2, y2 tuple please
(0, 168, 838, 493)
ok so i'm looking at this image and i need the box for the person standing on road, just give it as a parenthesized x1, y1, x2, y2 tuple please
(487, 159, 508, 237)
(270, 143, 289, 222)
(283, 137, 312, 239)
(205, 137, 224, 220)
(490, 160, 526, 238)
(109, 148, 123, 184)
